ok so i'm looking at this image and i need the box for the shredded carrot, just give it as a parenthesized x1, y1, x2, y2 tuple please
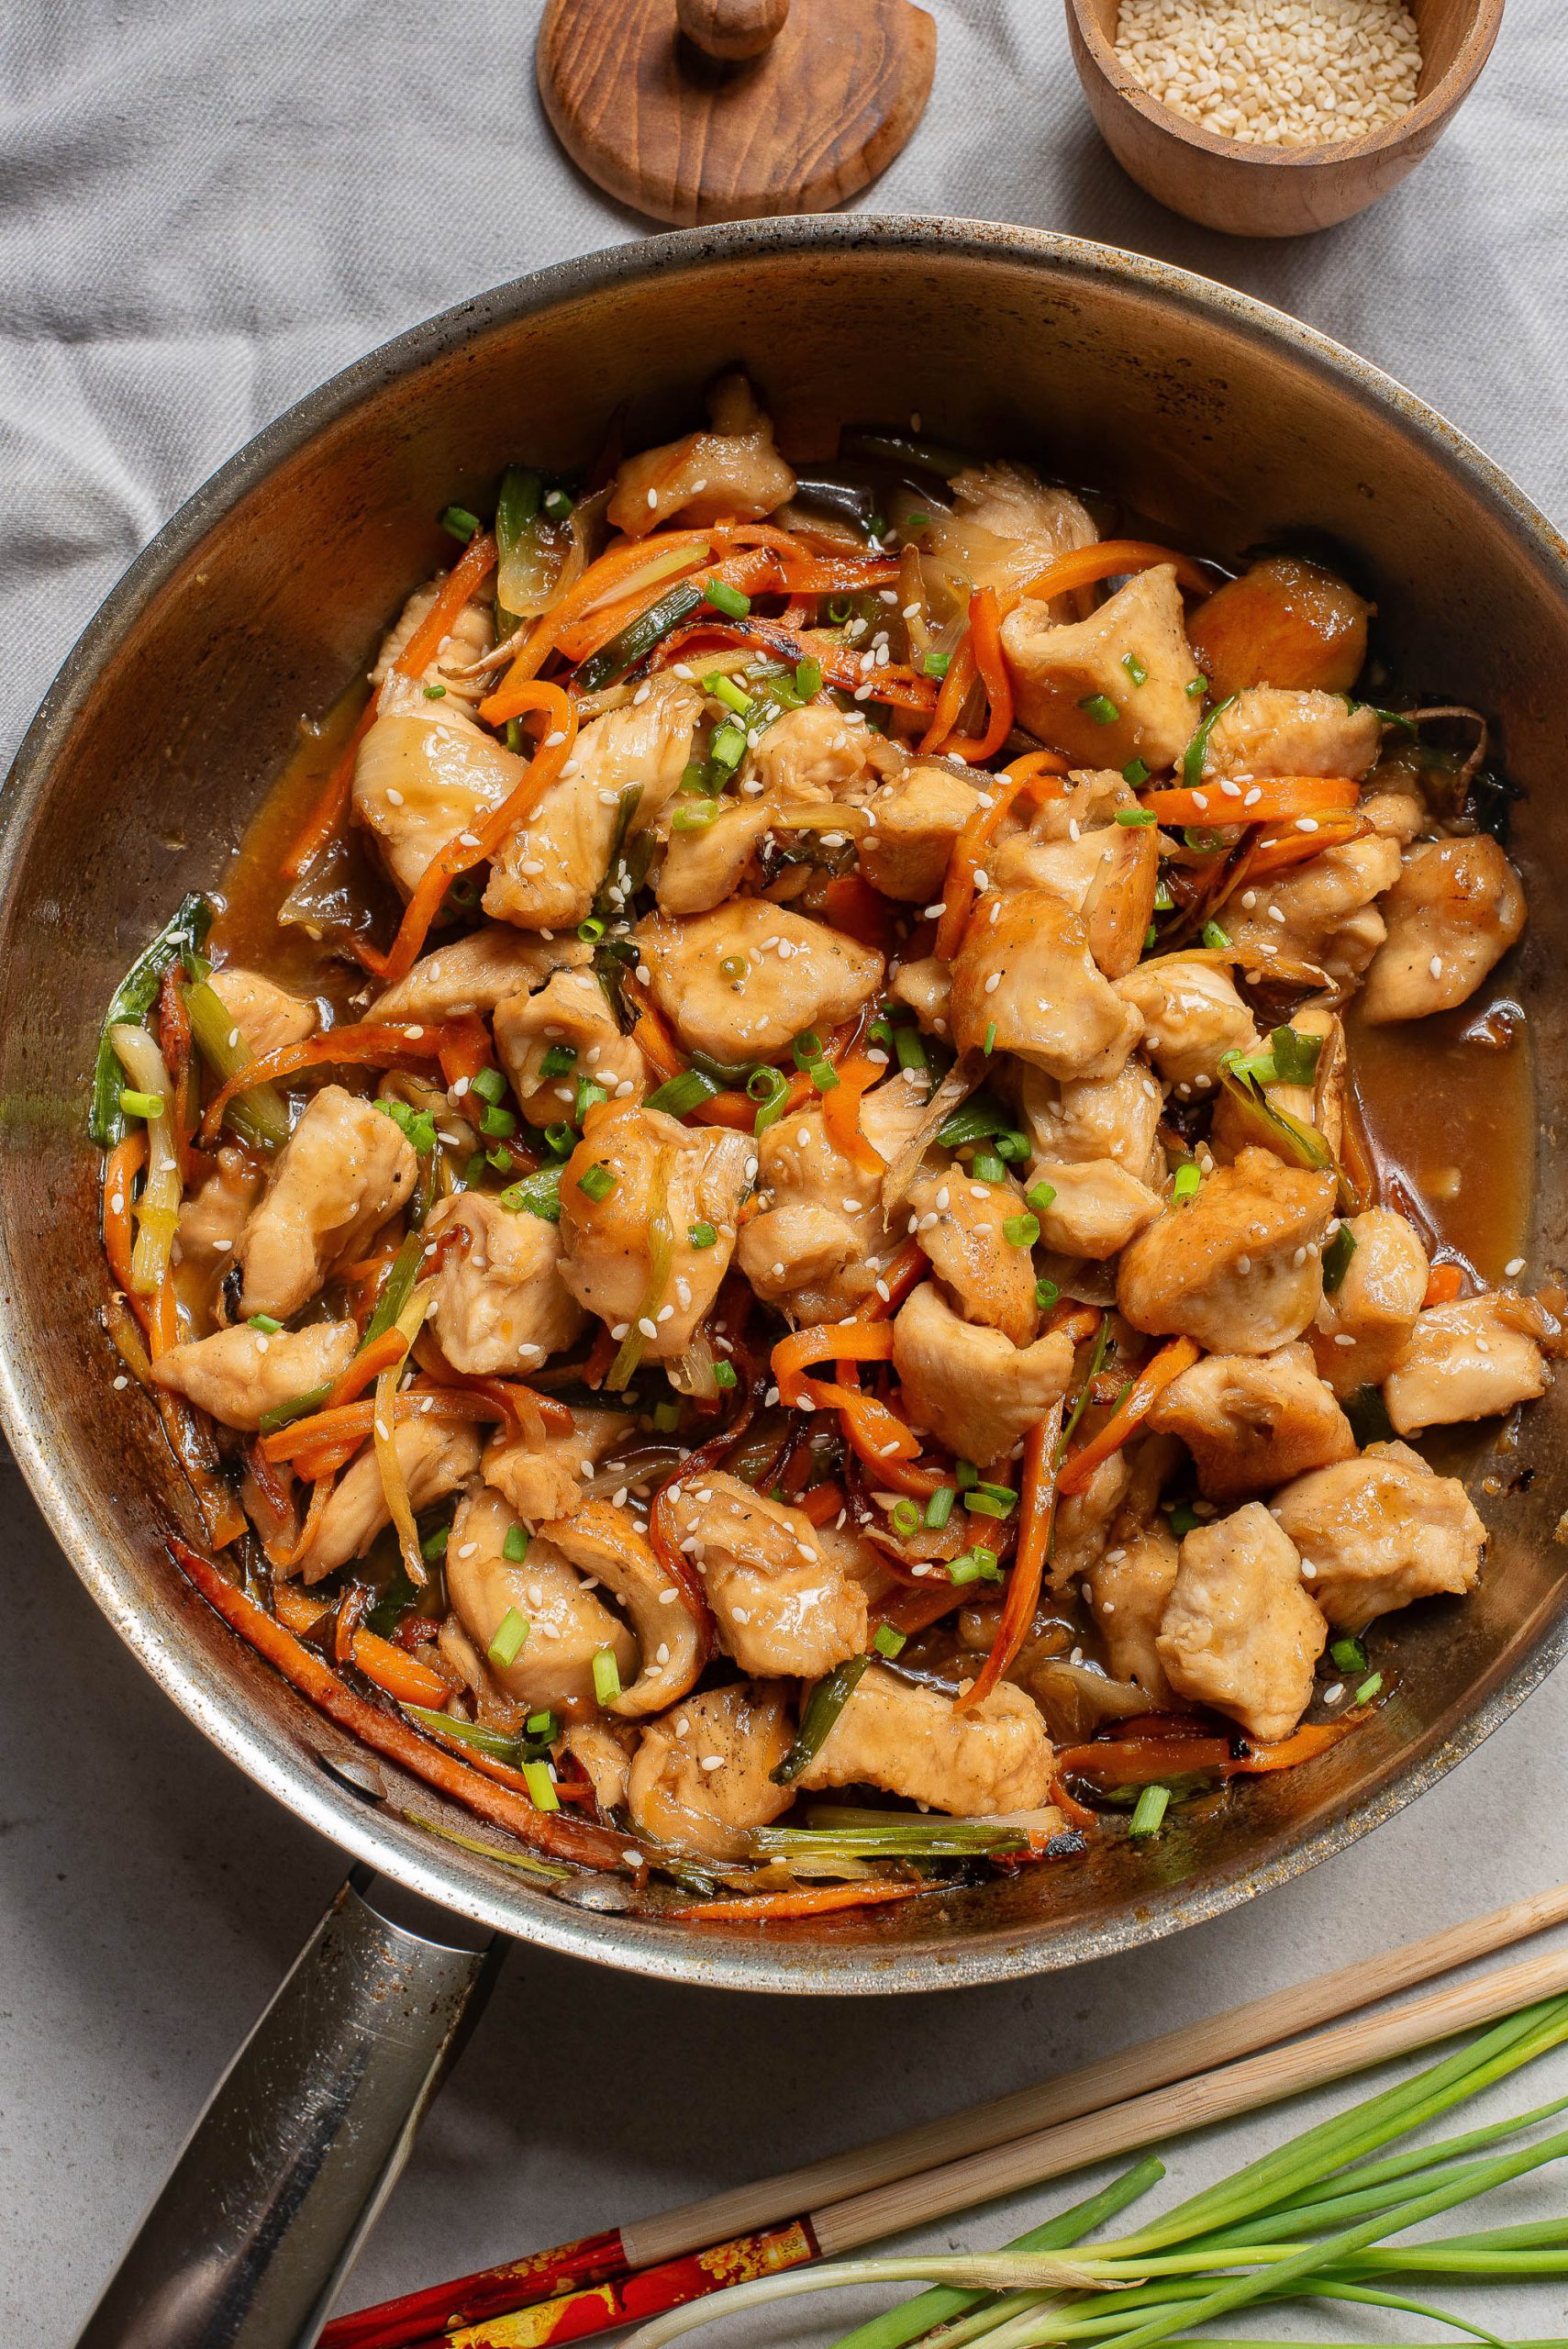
(1050, 1776, 1097, 1830)
(400, 530, 501, 680)
(350, 1628, 449, 1709)
(260, 1386, 513, 1464)
(621, 974, 686, 1084)
(484, 528, 716, 694)
(323, 1329, 408, 1409)
(1057, 1734, 1234, 1786)
(102, 1131, 146, 1296)
(797, 1480, 846, 1527)
(666, 1881, 923, 1922)
(1057, 1337, 1200, 1497)
(772, 1320, 895, 1406)
(1243, 816, 1367, 881)
(933, 750, 1070, 963)
(931, 587, 1015, 764)
(278, 1471, 334, 1568)
(1423, 1261, 1464, 1308)
(1050, 1299, 1110, 1346)
(375, 683, 578, 986)
(815, 1379, 922, 1467)
(960, 1399, 1063, 1712)
(198, 1021, 450, 1145)
(281, 699, 377, 882)
(821, 1053, 887, 1177)
(1142, 775, 1362, 828)
(653, 616, 940, 713)
(854, 1241, 929, 1324)
(777, 554, 903, 596)
(686, 1092, 755, 1131)
(169, 1534, 628, 1867)
(822, 872, 895, 954)
(437, 1010, 495, 1092)
(1007, 538, 1215, 612)
(874, 1577, 970, 1636)
(1231, 1716, 1362, 1773)
(918, 631, 978, 757)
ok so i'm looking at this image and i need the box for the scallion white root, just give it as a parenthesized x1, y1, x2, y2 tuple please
(623, 2257, 1108, 2349)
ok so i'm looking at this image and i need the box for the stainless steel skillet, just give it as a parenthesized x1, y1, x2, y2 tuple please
(5, 217, 1565, 2343)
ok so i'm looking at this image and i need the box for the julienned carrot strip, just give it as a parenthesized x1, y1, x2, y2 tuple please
(1057, 1735, 1234, 1786)
(810, 1379, 922, 1465)
(854, 1241, 929, 1323)
(1423, 1261, 1464, 1308)
(621, 975, 685, 1084)
(932, 587, 1015, 765)
(260, 1386, 510, 1464)
(396, 530, 500, 682)
(797, 1480, 846, 1527)
(437, 1010, 495, 1091)
(933, 751, 1070, 963)
(1230, 1717, 1361, 1772)
(821, 1054, 887, 1177)
(198, 1022, 450, 1145)
(557, 546, 784, 668)
(821, 872, 895, 954)
(652, 618, 940, 713)
(350, 1627, 449, 1709)
(281, 701, 377, 882)
(772, 1320, 896, 1406)
(103, 1131, 146, 1294)
(960, 1399, 1064, 1713)
(666, 1881, 922, 1922)
(168, 1535, 628, 1868)
(326, 1329, 408, 1410)
(484, 528, 716, 692)
(1007, 537, 1215, 611)
(918, 632, 977, 756)
(1142, 775, 1362, 827)
(1056, 1337, 1200, 1497)
(686, 1093, 755, 1131)
(376, 682, 578, 985)
(874, 1576, 969, 1636)
(1049, 1301, 1106, 1346)
(1242, 817, 1366, 880)
(776, 555, 902, 595)
(279, 1471, 334, 1568)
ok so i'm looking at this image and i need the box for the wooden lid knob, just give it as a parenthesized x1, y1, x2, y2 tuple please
(676, 0, 789, 62)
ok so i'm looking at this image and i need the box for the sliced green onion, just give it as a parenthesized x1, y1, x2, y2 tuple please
(1166, 1499, 1202, 1538)
(477, 1100, 517, 1140)
(526, 1709, 559, 1741)
(543, 487, 573, 520)
(1035, 1275, 1060, 1313)
(922, 651, 951, 679)
(1122, 651, 1149, 686)
(1129, 1783, 1172, 1837)
(705, 671, 754, 717)
(1172, 1162, 1203, 1206)
(1186, 673, 1209, 697)
(995, 1130, 1031, 1163)
(891, 1498, 922, 1537)
(795, 656, 823, 699)
(936, 1093, 1014, 1149)
(470, 1066, 507, 1104)
(486, 1145, 516, 1175)
(539, 1042, 577, 1079)
(420, 1522, 450, 1564)
(439, 503, 481, 543)
(648, 1069, 720, 1117)
(872, 1624, 907, 1659)
(91, 895, 206, 1141)
(688, 1219, 717, 1248)
(652, 1398, 682, 1433)
(573, 1076, 608, 1124)
(248, 1313, 284, 1334)
(1025, 1180, 1057, 1215)
(1123, 757, 1151, 785)
(1356, 1671, 1385, 1706)
(983, 1021, 996, 1056)
(1003, 1213, 1040, 1249)
(523, 1760, 560, 1812)
(718, 952, 748, 981)
(573, 578, 704, 694)
(1345, 1383, 1396, 1446)
(712, 1359, 738, 1389)
(592, 1646, 623, 1706)
(1330, 1634, 1368, 1675)
(1201, 919, 1231, 949)
(808, 1058, 840, 1095)
(576, 916, 606, 942)
(1322, 1223, 1358, 1294)
(499, 1166, 563, 1222)
(964, 1486, 1018, 1520)
(503, 1525, 530, 1564)
(771, 1654, 872, 1786)
(705, 578, 751, 619)
(1079, 692, 1120, 725)
(181, 953, 293, 1155)
(1115, 807, 1156, 827)
(117, 1087, 163, 1120)
(947, 1545, 1002, 1584)
(749, 1065, 790, 1135)
(577, 1162, 617, 1202)
(488, 1609, 529, 1667)
(792, 1030, 824, 1069)
(422, 682, 447, 700)
(403, 1707, 520, 1761)
(923, 1486, 957, 1531)
(1182, 690, 1237, 785)
(955, 1459, 979, 1489)
(671, 803, 720, 833)
(709, 719, 748, 769)
(971, 1151, 1007, 1185)
(543, 1121, 576, 1158)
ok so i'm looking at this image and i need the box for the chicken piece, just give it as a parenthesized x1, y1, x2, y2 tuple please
(1118, 1147, 1337, 1354)
(906, 1170, 1040, 1344)
(635, 901, 884, 1065)
(151, 1319, 357, 1432)
(890, 955, 952, 1036)
(1273, 1444, 1487, 1629)
(987, 819, 1114, 910)
(1117, 958, 1259, 1092)
(858, 762, 980, 903)
(1384, 1294, 1550, 1433)
(1362, 789, 1425, 844)
(667, 1472, 868, 1679)
(445, 1486, 636, 1719)
(493, 970, 647, 1125)
(1311, 1208, 1429, 1397)
(1001, 565, 1201, 770)
(207, 965, 317, 1060)
(607, 373, 795, 539)
(1198, 687, 1382, 785)
(1186, 555, 1372, 699)
(1051, 1450, 1135, 1586)
(627, 1680, 795, 1861)
(1156, 1504, 1327, 1742)
(298, 1419, 482, 1584)
(1017, 1060, 1166, 1188)
(746, 702, 896, 803)
(370, 927, 590, 1022)
(655, 802, 775, 918)
(423, 1191, 585, 1375)
(933, 464, 1098, 601)
(735, 1079, 929, 1324)
(353, 674, 522, 898)
(483, 1406, 630, 1524)
(1086, 1520, 1180, 1706)
(989, 818, 1158, 984)
(950, 889, 1141, 1082)
(173, 1146, 263, 1276)
(562, 1720, 637, 1815)
(1359, 837, 1526, 1024)
(798, 1665, 1055, 1817)
(372, 576, 494, 698)
(542, 1500, 705, 1718)
(1228, 834, 1402, 991)
(558, 1101, 751, 1361)
(893, 1280, 1075, 1466)
(1029, 1159, 1161, 1260)
(484, 676, 704, 932)
(237, 1084, 417, 1320)
(1145, 1342, 1354, 1499)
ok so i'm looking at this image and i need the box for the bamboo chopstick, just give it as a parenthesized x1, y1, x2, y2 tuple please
(321, 1878, 1568, 2349)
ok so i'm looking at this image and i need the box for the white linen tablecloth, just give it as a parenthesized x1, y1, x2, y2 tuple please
(3, 4, 1566, 2340)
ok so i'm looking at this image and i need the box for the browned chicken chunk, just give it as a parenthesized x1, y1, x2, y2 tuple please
(1145, 1342, 1355, 1499)
(152, 1319, 357, 1431)
(1029, 1158, 1162, 1260)
(354, 670, 519, 898)
(542, 1500, 706, 1718)
(635, 901, 884, 1065)
(1017, 1059, 1166, 1186)
(607, 373, 795, 538)
(483, 1406, 631, 1525)
(1226, 834, 1402, 991)
(627, 1680, 795, 1860)
(735, 1080, 928, 1325)
(1311, 1208, 1429, 1397)
(369, 926, 590, 1022)
(892, 1279, 1075, 1466)
(797, 1665, 1055, 1816)
(950, 888, 1141, 1081)
(1117, 958, 1259, 1092)
(298, 1418, 482, 1584)
(859, 762, 980, 903)
(1156, 1503, 1327, 1742)
(667, 1472, 868, 1679)
(906, 1169, 1040, 1344)
(493, 970, 647, 1124)
(1198, 688, 1381, 784)
(1085, 1520, 1180, 1706)
(1273, 1444, 1487, 1629)
(424, 1191, 585, 1375)
(558, 1100, 751, 1363)
(1001, 565, 1201, 771)
(446, 1486, 636, 1719)
(208, 965, 317, 1059)
(1118, 1148, 1337, 1354)
(1384, 1294, 1550, 1433)
(238, 1084, 417, 1320)
(1359, 837, 1526, 1023)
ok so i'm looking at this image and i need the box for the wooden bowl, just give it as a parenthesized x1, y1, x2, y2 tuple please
(1064, 0, 1504, 236)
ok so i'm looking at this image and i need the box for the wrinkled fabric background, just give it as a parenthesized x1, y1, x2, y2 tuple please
(3, 3, 1566, 2341)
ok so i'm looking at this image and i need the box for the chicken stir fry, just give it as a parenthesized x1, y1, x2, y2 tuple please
(96, 385, 1553, 1920)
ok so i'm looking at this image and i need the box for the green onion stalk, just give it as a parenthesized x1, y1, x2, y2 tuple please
(109, 1022, 183, 1295)
(181, 956, 293, 1152)
(90, 892, 212, 1146)
(619, 1994, 1568, 2349)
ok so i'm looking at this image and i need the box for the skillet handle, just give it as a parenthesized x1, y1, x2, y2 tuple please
(73, 1865, 503, 2349)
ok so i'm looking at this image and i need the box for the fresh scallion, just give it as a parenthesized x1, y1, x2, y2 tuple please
(488, 1609, 529, 1667)
(1115, 807, 1156, 827)
(947, 1545, 1002, 1583)
(688, 1219, 717, 1248)
(420, 1522, 450, 1564)
(648, 1068, 720, 1117)
(577, 1162, 617, 1202)
(872, 1624, 906, 1659)
(498, 1165, 563, 1222)
(503, 1525, 530, 1564)
(539, 1042, 577, 1079)
(1003, 1213, 1040, 1249)
(1122, 651, 1150, 686)
(1035, 1276, 1060, 1314)
(89, 893, 213, 1147)
(891, 1498, 922, 1537)
(1182, 690, 1237, 785)
(712, 1360, 738, 1389)
(964, 1486, 1018, 1520)
(117, 1088, 163, 1120)
(439, 503, 482, 543)
(922, 651, 951, 680)
(1321, 1223, 1358, 1294)
(592, 1646, 623, 1707)
(971, 1151, 1007, 1185)
(1078, 692, 1120, 725)
(1025, 1180, 1057, 1216)
(523, 1759, 560, 1812)
(1129, 1782, 1172, 1837)
(1356, 1671, 1385, 1705)
(1201, 919, 1231, 949)
(795, 656, 824, 699)
(573, 578, 704, 694)
(1172, 1162, 1203, 1206)
(749, 1064, 790, 1135)
(1123, 757, 1151, 785)
(771, 1654, 873, 1785)
(247, 1313, 284, 1334)
(705, 578, 751, 620)
(526, 1709, 559, 1741)
(1329, 1633, 1368, 1675)
(924, 1486, 956, 1530)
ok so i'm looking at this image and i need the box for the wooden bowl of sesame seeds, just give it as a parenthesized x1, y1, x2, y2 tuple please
(1064, 0, 1503, 236)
